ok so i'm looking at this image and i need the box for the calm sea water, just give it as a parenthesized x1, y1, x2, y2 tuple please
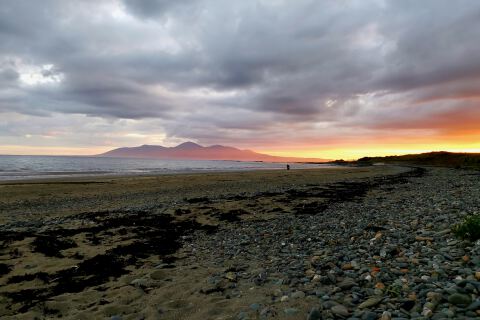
(0, 155, 331, 181)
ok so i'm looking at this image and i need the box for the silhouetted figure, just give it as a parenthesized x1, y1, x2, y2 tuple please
(286, 164, 290, 170)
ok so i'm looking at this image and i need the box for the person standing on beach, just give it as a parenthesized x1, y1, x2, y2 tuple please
(286, 164, 290, 170)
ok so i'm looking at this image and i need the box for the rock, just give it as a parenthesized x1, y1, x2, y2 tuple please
(475, 271, 480, 280)
(307, 307, 322, 320)
(225, 271, 237, 282)
(358, 296, 383, 309)
(331, 305, 350, 317)
(130, 278, 149, 288)
(342, 263, 353, 270)
(111, 316, 122, 320)
(421, 309, 433, 318)
(467, 300, 480, 311)
(305, 269, 316, 277)
(434, 229, 450, 236)
(448, 293, 472, 306)
(150, 270, 165, 280)
(280, 295, 289, 302)
(362, 311, 378, 320)
(415, 236, 434, 242)
(380, 311, 391, 320)
(283, 308, 299, 316)
(338, 278, 358, 290)
(426, 292, 442, 303)
(375, 282, 385, 290)
(291, 290, 305, 299)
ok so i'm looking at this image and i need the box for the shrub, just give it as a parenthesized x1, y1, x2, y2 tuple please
(453, 215, 480, 241)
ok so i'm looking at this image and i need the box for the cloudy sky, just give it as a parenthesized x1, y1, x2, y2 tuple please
(1, 0, 480, 159)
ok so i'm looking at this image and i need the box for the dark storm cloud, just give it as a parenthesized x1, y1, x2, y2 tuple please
(1, 0, 480, 147)
(122, 0, 197, 18)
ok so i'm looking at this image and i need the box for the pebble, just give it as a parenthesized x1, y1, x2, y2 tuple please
(225, 271, 237, 282)
(130, 278, 149, 288)
(380, 311, 391, 320)
(358, 296, 383, 309)
(467, 300, 480, 310)
(448, 293, 472, 306)
(361, 311, 378, 320)
(338, 278, 358, 290)
(307, 307, 322, 320)
(283, 308, 299, 316)
(331, 305, 350, 317)
(291, 290, 305, 299)
(149, 270, 165, 280)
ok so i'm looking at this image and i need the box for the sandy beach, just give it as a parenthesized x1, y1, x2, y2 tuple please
(1, 166, 479, 319)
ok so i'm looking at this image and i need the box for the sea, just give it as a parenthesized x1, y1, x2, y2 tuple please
(0, 155, 332, 181)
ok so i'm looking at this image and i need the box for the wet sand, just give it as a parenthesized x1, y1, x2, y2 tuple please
(0, 166, 414, 319)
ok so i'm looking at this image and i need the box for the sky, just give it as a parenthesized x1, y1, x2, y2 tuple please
(1, 0, 480, 160)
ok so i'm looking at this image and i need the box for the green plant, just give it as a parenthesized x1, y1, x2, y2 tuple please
(453, 215, 480, 241)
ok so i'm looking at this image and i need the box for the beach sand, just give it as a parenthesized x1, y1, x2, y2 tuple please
(1, 166, 479, 319)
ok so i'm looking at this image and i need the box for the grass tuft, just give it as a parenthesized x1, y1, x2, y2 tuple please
(453, 215, 480, 241)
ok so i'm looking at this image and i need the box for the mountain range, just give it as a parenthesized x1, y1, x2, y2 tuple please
(98, 142, 328, 163)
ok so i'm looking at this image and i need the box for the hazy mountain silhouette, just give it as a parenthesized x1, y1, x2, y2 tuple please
(98, 142, 328, 162)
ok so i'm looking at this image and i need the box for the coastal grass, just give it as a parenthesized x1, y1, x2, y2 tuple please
(333, 151, 480, 170)
(453, 214, 480, 241)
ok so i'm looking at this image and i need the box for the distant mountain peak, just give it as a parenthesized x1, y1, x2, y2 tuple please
(175, 141, 202, 149)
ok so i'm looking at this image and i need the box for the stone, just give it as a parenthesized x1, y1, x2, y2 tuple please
(291, 290, 305, 299)
(415, 236, 434, 242)
(280, 295, 289, 302)
(307, 307, 322, 320)
(312, 274, 321, 282)
(338, 278, 358, 290)
(375, 282, 385, 290)
(305, 269, 316, 277)
(380, 311, 391, 320)
(130, 278, 149, 288)
(467, 300, 480, 311)
(342, 263, 353, 270)
(358, 296, 383, 309)
(150, 270, 165, 280)
(283, 308, 299, 316)
(225, 272, 237, 282)
(361, 311, 378, 320)
(331, 305, 350, 317)
(448, 293, 472, 306)
(421, 309, 433, 318)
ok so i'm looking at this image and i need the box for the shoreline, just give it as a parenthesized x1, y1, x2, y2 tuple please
(0, 165, 342, 184)
(1, 165, 479, 319)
